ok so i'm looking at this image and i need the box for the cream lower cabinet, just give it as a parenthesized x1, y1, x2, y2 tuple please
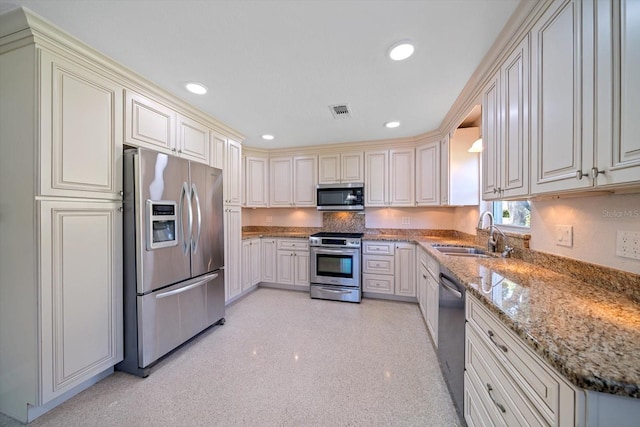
(39, 201, 123, 403)
(276, 239, 309, 288)
(417, 247, 438, 346)
(261, 238, 278, 283)
(362, 241, 415, 298)
(241, 238, 261, 291)
(224, 206, 242, 302)
(465, 294, 577, 426)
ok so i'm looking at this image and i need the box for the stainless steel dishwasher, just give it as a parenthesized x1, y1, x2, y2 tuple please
(437, 265, 466, 421)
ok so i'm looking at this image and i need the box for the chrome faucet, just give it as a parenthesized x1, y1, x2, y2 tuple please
(477, 210, 512, 257)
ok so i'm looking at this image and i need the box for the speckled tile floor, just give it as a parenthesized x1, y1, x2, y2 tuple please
(1, 288, 460, 426)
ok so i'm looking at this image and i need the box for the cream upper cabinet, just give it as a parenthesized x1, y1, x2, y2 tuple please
(595, 0, 640, 188)
(269, 156, 317, 207)
(210, 132, 226, 169)
(245, 156, 269, 207)
(415, 140, 441, 206)
(39, 200, 123, 402)
(482, 36, 530, 201)
(318, 152, 364, 184)
(293, 155, 317, 206)
(270, 157, 294, 206)
(40, 50, 123, 200)
(124, 89, 175, 153)
(224, 139, 242, 205)
(176, 114, 210, 164)
(365, 148, 414, 207)
(390, 149, 415, 206)
(530, 0, 594, 195)
(365, 150, 389, 207)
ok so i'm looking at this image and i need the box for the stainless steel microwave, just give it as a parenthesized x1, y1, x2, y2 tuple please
(316, 183, 364, 211)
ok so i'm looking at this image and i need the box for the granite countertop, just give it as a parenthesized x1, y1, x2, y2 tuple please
(415, 237, 640, 399)
(240, 230, 640, 397)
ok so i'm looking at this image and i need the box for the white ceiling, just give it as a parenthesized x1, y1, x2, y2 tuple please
(0, 0, 520, 149)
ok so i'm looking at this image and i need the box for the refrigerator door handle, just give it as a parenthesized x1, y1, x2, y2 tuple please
(155, 272, 219, 299)
(179, 181, 193, 255)
(191, 183, 202, 254)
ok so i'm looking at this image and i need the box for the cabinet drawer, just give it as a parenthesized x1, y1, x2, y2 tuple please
(362, 241, 394, 255)
(277, 239, 309, 251)
(467, 296, 565, 425)
(464, 372, 503, 427)
(362, 254, 394, 275)
(362, 274, 394, 294)
(466, 324, 547, 426)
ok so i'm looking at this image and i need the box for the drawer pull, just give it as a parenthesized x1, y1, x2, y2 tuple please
(488, 330, 508, 353)
(486, 383, 506, 413)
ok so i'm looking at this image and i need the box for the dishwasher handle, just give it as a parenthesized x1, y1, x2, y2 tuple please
(439, 272, 463, 299)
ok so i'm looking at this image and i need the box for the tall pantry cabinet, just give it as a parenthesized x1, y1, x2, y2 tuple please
(0, 18, 123, 423)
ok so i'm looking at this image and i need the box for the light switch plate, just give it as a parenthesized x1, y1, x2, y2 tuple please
(555, 225, 573, 247)
(616, 230, 640, 260)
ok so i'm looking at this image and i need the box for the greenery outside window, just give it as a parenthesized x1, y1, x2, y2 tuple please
(492, 200, 531, 228)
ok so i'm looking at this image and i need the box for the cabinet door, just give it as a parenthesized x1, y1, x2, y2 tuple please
(293, 155, 317, 206)
(415, 141, 441, 206)
(481, 70, 502, 200)
(124, 89, 175, 153)
(276, 250, 294, 285)
(426, 273, 439, 346)
(530, 0, 594, 194)
(224, 206, 242, 302)
(40, 50, 122, 200)
(245, 156, 269, 207)
(269, 157, 293, 206)
(293, 252, 309, 287)
(418, 264, 428, 319)
(176, 114, 210, 164)
(501, 36, 530, 198)
(341, 152, 364, 183)
(225, 139, 242, 205)
(39, 200, 122, 402)
(596, 0, 640, 187)
(241, 240, 251, 291)
(318, 154, 340, 184)
(365, 150, 388, 206)
(440, 135, 451, 205)
(210, 132, 225, 169)
(250, 239, 261, 286)
(394, 243, 416, 297)
(261, 239, 277, 282)
(389, 149, 415, 206)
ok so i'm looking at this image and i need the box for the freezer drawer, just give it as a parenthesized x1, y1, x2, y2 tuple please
(137, 270, 225, 368)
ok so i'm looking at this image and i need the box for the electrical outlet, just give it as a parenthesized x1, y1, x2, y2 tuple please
(616, 230, 640, 260)
(266, 216, 273, 224)
(555, 225, 573, 247)
(401, 217, 410, 225)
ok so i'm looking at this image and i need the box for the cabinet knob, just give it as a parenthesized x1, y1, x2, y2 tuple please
(118, 207, 124, 212)
(575, 169, 587, 180)
(119, 190, 124, 196)
(590, 167, 605, 180)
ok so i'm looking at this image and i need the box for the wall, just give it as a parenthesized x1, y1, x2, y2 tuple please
(242, 206, 457, 230)
(453, 205, 483, 236)
(530, 193, 640, 274)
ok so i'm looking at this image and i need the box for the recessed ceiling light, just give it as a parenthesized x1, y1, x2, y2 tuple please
(262, 134, 275, 140)
(388, 41, 414, 61)
(385, 121, 401, 129)
(185, 82, 208, 95)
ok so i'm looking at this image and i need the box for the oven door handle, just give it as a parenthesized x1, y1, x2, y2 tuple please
(312, 248, 359, 255)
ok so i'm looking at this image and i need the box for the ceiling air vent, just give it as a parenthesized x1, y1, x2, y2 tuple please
(329, 104, 352, 119)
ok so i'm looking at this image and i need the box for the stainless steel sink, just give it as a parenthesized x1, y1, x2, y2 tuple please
(432, 245, 492, 258)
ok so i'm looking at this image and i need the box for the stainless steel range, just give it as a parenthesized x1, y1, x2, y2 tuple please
(309, 232, 363, 303)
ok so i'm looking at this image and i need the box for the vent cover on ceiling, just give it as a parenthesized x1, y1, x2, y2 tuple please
(329, 104, 352, 119)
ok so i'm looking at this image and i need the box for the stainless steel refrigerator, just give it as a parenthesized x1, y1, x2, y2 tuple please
(117, 148, 225, 377)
